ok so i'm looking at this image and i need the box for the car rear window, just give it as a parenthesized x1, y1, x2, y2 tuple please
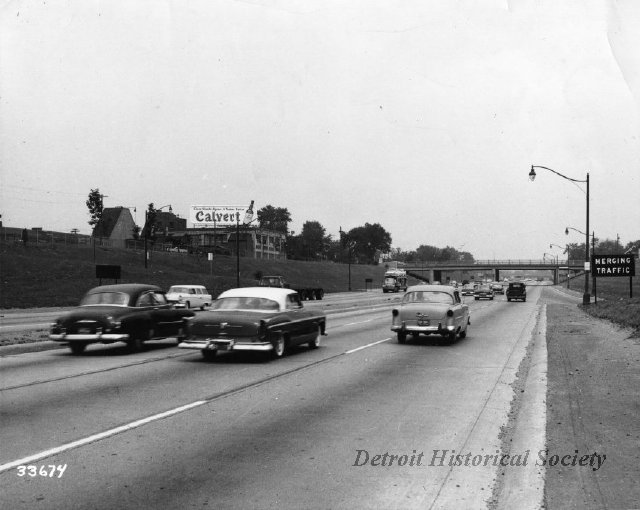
(402, 291, 453, 304)
(211, 297, 280, 311)
(81, 292, 129, 306)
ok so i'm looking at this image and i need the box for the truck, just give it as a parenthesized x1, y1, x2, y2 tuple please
(382, 269, 408, 293)
(258, 275, 325, 301)
(506, 281, 527, 302)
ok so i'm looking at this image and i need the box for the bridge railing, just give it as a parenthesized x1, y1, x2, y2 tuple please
(403, 259, 585, 266)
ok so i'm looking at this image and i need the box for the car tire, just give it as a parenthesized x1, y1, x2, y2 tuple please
(446, 330, 457, 344)
(411, 332, 420, 340)
(127, 336, 144, 353)
(201, 349, 217, 360)
(308, 326, 321, 349)
(397, 332, 406, 344)
(272, 334, 286, 358)
(69, 342, 87, 355)
(185, 301, 191, 309)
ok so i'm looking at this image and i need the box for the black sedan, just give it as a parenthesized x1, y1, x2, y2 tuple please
(179, 287, 326, 360)
(474, 285, 495, 300)
(50, 284, 195, 354)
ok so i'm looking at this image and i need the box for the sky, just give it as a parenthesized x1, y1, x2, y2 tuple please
(1, 0, 639, 259)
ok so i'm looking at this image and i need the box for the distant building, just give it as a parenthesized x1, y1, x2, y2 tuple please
(92, 207, 136, 248)
(184, 226, 287, 260)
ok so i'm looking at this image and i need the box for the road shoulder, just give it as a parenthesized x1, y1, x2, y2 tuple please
(544, 295, 640, 509)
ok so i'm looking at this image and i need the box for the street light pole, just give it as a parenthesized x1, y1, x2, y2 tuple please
(530, 165, 590, 305)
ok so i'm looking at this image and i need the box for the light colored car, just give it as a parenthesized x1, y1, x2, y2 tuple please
(166, 285, 212, 310)
(391, 284, 470, 344)
(179, 287, 326, 360)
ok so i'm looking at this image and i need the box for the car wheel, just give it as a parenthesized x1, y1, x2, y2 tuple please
(272, 334, 286, 358)
(446, 330, 457, 344)
(201, 349, 217, 360)
(308, 326, 321, 349)
(411, 332, 420, 340)
(185, 301, 191, 309)
(69, 342, 87, 355)
(127, 336, 144, 353)
(397, 332, 406, 344)
(176, 327, 186, 345)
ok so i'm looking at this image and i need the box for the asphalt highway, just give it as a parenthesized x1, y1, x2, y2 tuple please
(0, 287, 545, 509)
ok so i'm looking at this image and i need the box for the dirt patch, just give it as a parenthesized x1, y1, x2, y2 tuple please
(544, 303, 640, 509)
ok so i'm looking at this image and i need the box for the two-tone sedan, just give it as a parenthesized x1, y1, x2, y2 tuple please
(179, 287, 326, 360)
(391, 284, 470, 344)
(50, 284, 195, 354)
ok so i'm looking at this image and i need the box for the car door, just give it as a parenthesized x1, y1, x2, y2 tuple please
(284, 293, 311, 346)
(452, 290, 467, 328)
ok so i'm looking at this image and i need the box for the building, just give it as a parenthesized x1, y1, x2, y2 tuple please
(92, 207, 136, 248)
(185, 226, 287, 260)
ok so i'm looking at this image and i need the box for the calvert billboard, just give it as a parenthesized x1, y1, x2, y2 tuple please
(591, 254, 635, 277)
(190, 205, 252, 228)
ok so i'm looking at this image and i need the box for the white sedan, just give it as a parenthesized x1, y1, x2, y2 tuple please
(391, 284, 470, 344)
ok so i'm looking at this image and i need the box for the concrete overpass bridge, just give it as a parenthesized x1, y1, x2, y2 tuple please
(402, 259, 586, 285)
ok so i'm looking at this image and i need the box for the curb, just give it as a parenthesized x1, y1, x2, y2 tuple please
(496, 304, 547, 509)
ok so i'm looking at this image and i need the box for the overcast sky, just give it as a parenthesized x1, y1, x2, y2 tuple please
(1, 0, 639, 259)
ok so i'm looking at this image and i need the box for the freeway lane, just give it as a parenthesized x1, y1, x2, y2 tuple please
(1, 287, 543, 509)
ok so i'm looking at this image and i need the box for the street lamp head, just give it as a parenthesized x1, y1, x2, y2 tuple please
(528, 166, 536, 181)
(565, 227, 569, 235)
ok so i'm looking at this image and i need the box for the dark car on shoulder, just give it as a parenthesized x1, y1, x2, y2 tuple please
(50, 284, 195, 354)
(506, 282, 527, 302)
(179, 287, 326, 360)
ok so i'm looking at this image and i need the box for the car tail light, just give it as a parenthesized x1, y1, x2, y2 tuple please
(258, 320, 267, 340)
(392, 309, 399, 317)
(446, 310, 454, 317)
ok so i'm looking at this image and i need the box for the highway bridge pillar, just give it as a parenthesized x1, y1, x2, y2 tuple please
(494, 268, 500, 281)
(553, 268, 558, 285)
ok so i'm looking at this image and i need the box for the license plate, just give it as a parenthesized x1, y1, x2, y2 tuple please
(78, 327, 92, 334)
(213, 340, 234, 351)
(418, 319, 430, 326)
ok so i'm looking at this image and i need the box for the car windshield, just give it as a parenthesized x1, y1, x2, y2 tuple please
(402, 291, 453, 304)
(478, 286, 491, 291)
(80, 292, 129, 306)
(211, 297, 280, 311)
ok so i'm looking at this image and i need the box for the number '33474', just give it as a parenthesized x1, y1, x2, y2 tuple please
(16, 464, 67, 478)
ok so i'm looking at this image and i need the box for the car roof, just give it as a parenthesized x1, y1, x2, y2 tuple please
(406, 284, 456, 294)
(218, 287, 298, 300)
(86, 283, 162, 294)
(168, 285, 206, 289)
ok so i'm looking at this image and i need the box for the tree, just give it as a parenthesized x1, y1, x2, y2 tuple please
(144, 203, 158, 240)
(86, 189, 104, 227)
(300, 220, 330, 260)
(257, 205, 292, 234)
(347, 223, 392, 264)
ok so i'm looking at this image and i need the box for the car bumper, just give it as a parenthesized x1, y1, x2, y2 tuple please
(178, 339, 273, 352)
(391, 323, 455, 334)
(49, 332, 130, 342)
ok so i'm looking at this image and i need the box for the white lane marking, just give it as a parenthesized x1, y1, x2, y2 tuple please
(2, 333, 392, 472)
(342, 319, 374, 327)
(0, 400, 206, 473)
(345, 337, 391, 354)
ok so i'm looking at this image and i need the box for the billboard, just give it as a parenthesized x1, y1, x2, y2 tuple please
(190, 205, 254, 228)
(591, 254, 635, 277)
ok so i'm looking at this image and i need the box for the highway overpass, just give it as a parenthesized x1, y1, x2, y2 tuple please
(402, 259, 586, 285)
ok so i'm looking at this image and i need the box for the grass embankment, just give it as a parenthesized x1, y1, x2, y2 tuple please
(564, 274, 640, 337)
(0, 241, 390, 309)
